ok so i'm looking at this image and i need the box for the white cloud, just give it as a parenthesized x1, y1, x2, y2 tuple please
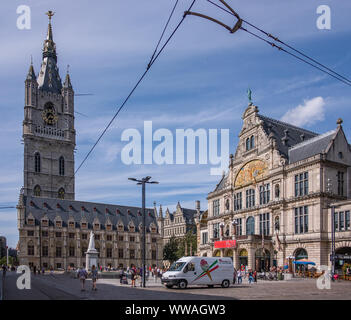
(281, 97, 326, 127)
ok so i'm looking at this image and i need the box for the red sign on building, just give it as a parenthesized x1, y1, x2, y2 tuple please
(214, 240, 237, 249)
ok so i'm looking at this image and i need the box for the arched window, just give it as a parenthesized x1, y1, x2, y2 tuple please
(58, 188, 65, 199)
(34, 185, 41, 197)
(246, 138, 250, 151)
(34, 152, 41, 173)
(59, 156, 65, 176)
(250, 135, 255, 149)
(246, 216, 255, 235)
(294, 248, 308, 260)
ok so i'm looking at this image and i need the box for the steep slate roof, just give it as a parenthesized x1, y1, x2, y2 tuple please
(214, 174, 227, 192)
(258, 115, 318, 159)
(23, 195, 158, 232)
(288, 130, 336, 163)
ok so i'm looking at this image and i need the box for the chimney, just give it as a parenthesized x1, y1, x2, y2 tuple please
(195, 200, 200, 211)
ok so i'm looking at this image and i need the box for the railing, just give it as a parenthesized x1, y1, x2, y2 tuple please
(34, 125, 65, 139)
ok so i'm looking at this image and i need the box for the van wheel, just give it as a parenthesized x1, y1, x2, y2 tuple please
(178, 280, 187, 289)
(221, 279, 230, 288)
(166, 284, 173, 289)
(207, 285, 214, 288)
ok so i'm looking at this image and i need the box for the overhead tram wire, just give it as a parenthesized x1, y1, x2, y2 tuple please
(66, 0, 197, 188)
(205, 0, 351, 87)
(239, 26, 351, 88)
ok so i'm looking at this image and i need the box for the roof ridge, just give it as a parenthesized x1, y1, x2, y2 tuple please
(289, 129, 336, 151)
(25, 196, 154, 211)
(259, 114, 318, 136)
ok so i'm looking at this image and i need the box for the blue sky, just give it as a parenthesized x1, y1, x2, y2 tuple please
(1, 0, 351, 248)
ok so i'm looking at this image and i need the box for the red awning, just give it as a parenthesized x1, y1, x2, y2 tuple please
(214, 240, 236, 249)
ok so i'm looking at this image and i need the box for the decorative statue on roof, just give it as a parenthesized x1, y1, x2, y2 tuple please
(247, 88, 253, 105)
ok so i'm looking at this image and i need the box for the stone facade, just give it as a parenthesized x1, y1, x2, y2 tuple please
(158, 201, 200, 246)
(197, 103, 351, 272)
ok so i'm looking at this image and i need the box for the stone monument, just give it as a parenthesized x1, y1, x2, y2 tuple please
(86, 231, 99, 271)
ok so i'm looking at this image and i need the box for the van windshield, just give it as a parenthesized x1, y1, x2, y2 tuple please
(168, 262, 186, 271)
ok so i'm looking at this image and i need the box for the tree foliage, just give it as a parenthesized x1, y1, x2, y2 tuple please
(163, 236, 180, 263)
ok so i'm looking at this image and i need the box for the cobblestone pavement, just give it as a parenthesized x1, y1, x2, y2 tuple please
(3, 271, 351, 300)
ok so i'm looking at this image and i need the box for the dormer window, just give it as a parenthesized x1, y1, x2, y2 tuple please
(118, 224, 124, 232)
(28, 218, 35, 225)
(55, 220, 62, 228)
(151, 226, 157, 233)
(41, 219, 48, 227)
(129, 224, 135, 232)
(69, 221, 75, 229)
(94, 223, 100, 230)
(81, 222, 87, 229)
(106, 224, 112, 231)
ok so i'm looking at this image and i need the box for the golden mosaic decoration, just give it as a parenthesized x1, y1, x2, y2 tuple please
(234, 159, 268, 187)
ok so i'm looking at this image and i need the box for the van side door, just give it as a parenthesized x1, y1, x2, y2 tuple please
(182, 262, 196, 284)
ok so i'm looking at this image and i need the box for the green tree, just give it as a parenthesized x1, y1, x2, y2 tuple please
(163, 236, 180, 263)
(177, 230, 197, 257)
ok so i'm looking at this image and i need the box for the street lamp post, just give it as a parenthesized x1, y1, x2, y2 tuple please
(232, 219, 239, 268)
(327, 178, 336, 278)
(128, 176, 159, 288)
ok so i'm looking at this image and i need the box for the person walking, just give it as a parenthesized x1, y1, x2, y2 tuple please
(237, 270, 242, 284)
(248, 270, 254, 284)
(33, 265, 37, 275)
(2, 265, 7, 278)
(91, 265, 98, 291)
(130, 265, 137, 288)
(233, 268, 237, 284)
(253, 270, 257, 282)
(78, 266, 88, 291)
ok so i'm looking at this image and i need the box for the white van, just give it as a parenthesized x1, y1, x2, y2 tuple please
(161, 256, 234, 289)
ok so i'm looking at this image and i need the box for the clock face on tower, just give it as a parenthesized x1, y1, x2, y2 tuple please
(42, 102, 58, 125)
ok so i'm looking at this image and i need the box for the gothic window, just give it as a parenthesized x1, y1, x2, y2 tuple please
(250, 135, 255, 149)
(294, 206, 308, 234)
(234, 192, 242, 211)
(58, 188, 65, 199)
(34, 185, 41, 197)
(213, 223, 220, 239)
(246, 189, 255, 208)
(59, 156, 65, 176)
(294, 172, 308, 197)
(213, 199, 220, 216)
(259, 213, 270, 236)
(246, 216, 255, 235)
(259, 184, 270, 205)
(275, 184, 280, 198)
(246, 138, 250, 151)
(34, 152, 41, 173)
(337, 171, 345, 196)
(28, 243, 34, 256)
(225, 199, 230, 210)
(274, 216, 280, 231)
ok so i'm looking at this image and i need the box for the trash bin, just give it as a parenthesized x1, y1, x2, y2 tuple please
(278, 273, 284, 280)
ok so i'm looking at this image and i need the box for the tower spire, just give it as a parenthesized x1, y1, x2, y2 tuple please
(38, 11, 62, 93)
(43, 10, 57, 61)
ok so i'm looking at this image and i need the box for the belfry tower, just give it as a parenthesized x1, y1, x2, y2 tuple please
(22, 11, 75, 200)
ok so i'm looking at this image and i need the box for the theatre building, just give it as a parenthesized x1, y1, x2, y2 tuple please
(197, 102, 351, 272)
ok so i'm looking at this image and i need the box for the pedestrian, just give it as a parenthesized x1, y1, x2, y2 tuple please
(50, 266, 54, 275)
(78, 266, 88, 291)
(33, 265, 37, 275)
(237, 270, 242, 284)
(233, 268, 237, 284)
(130, 265, 137, 287)
(91, 265, 98, 291)
(42, 267, 45, 274)
(2, 265, 7, 278)
(248, 270, 254, 284)
(154, 267, 158, 282)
